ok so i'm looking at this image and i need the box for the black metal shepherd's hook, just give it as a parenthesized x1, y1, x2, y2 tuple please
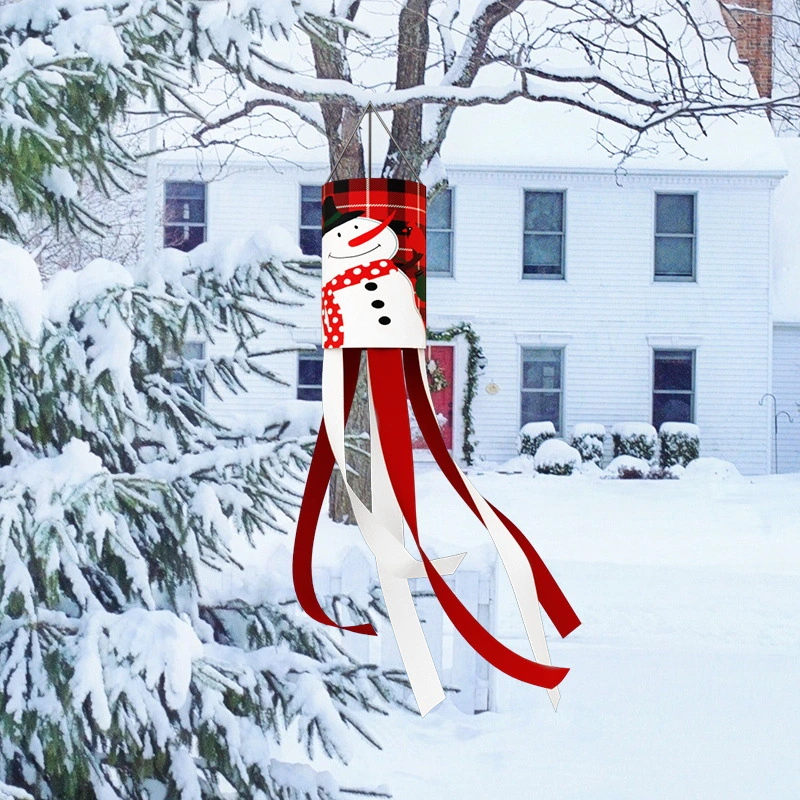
(759, 393, 794, 474)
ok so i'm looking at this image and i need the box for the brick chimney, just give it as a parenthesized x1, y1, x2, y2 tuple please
(720, 0, 773, 98)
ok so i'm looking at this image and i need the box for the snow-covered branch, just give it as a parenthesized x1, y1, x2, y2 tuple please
(0, 0, 322, 237)
(148, 0, 800, 178)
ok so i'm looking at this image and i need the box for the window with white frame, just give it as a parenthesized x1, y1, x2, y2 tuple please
(297, 347, 323, 400)
(652, 349, 694, 429)
(427, 188, 454, 275)
(164, 182, 207, 252)
(521, 348, 563, 432)
(299, 185, 322, 257)
(654, 193, 696, 280)
(523, 190, 565, 278)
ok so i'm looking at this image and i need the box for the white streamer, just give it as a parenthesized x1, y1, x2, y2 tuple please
(322, 348, 464, 715)
(414, 350, 560, 709)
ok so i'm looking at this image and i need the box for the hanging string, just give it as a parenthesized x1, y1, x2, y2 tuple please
(369, 104, 422, 184)
(325, 101, 425, 308)
(367, 106, 372, 215)
(326, 104, 372, 184)
(325, 102, 424, 185)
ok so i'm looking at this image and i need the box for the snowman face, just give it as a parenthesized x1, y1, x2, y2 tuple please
(322, 216, 398, 281)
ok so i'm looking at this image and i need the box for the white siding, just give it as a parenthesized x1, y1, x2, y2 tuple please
(430, 169, 773, 475)
(772, 324, 800, 473)
(158, 163, 324, 426)
(157, 161, 775, 474)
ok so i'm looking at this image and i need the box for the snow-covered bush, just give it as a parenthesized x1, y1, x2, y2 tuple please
(683, 457, 743, 481)
(611, 422, 658, 462)
(604, 455, 652, 479)
(0, 238, 396, 800)
(659, 422, 700, 467)
(604, 456, 678, 479)
(497, 455, 537, 475)
(667, 463, 687, 479)
(533, 439, 582, 476)
(518, 421, 556, 456)
(578, 460, 604, 478)
(646, 466, 679, 480)
(570, 423, 606, 465)
(409, 400, 447, 443)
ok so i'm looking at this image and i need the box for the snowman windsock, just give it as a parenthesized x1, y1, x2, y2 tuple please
(293, 178, 581, 715)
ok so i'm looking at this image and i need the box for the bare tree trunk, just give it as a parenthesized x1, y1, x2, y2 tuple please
(310, 17, 365, 180)
(385, 0, 431, 178)
(328, 1, 431, 522)
(309, 17, 374, 523)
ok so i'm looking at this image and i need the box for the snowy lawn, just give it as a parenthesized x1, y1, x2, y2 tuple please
(231, 466, 800, 799)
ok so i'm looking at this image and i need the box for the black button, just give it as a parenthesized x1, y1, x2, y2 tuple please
(371, 300, 385, 309)
(378, 316, 391, 325)
(365, 282, 378, 291)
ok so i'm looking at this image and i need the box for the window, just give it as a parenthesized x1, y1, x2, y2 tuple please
(523, 191, 565, 278)
(654, 193, 696, 280)
(521, 348, 563, 432)
(653, 350, 694, 429)
(164, 182, 207, 252)
(297, 347, 323, 400)
(427, 188, 453, 275)
(299, 185, 322, 257)
(169, 341, 206, 403)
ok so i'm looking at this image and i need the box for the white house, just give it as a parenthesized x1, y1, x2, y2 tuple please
(156, 100, 789, 475)
(771, 137, 800, 474)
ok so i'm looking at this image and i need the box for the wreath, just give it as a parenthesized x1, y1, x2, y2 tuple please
(426, 358, 449, 393)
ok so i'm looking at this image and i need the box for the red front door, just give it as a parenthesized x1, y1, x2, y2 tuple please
(412, 344, 455, 451)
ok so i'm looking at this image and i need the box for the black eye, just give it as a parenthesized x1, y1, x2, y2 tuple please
(354, 225, 358, 229)
(337, 232, 341, 237)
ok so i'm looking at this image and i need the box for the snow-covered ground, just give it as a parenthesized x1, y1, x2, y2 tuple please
(227, 464, 800, 799)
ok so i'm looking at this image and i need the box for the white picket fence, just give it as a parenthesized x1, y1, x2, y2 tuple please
(249, 544, 497, 715)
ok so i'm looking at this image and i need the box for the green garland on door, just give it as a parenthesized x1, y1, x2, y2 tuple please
(426, 323, 486, 465)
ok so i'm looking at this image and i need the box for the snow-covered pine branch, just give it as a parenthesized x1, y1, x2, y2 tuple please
(0, 0, 319, 239)
(0, 234, 397, 800)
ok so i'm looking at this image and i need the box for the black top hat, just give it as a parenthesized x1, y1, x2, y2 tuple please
(322, 196, 364, 236)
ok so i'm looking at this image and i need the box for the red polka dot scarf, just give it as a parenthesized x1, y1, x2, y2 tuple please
(322, 259, 396, 347)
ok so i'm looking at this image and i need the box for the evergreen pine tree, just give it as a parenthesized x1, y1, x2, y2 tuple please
(0, 0, 312, 238)
(0, 232, 398, 800)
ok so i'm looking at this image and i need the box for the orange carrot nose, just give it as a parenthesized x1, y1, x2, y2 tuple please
(348, 211, 396, 247)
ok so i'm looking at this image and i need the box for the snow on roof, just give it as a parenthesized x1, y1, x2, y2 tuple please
(439, 101, 785, 174)
(773, 137, 800, 323)
(157, 99, 786, 177)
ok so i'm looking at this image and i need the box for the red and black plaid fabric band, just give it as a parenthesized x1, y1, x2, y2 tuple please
(322, 178, 427, 325)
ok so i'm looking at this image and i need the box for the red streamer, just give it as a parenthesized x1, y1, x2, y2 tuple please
(367, 348, 570, 690)
(292, 348, 376, 636)
(293, 346, 581, 690)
